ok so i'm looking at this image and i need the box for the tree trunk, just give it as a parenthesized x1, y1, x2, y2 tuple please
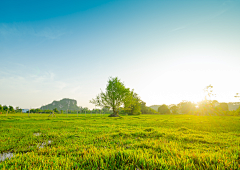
(109, 107, 120, 117)
(109, 113, 120, 117)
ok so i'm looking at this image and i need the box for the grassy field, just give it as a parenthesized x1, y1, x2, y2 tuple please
(0, 113, 240, 169)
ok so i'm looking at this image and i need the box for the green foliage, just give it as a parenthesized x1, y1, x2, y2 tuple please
(0, 104, 3, 112)
(178, 101, 196, 114)
(8, 106, 14, 112)
(42, 110, 52, 113)
(53, 108, 59, 113)
(194, 100, 231, 116)
(124, 90, 141, 115)
(3, 105, 8, 111)
(81, 107, 90, 113)
(15, 108, 22, 113)
(102, 106, 110, 113)
(32, 109, 42, 113)
(158, 104, 170, 114)
(0, 114, 240, 169)
(90, 77, 129, 116)
(170, 105, 178, 114)
(30, 109, 43, 113)
(36, 109, 41, 113)
(234, 106, 240, 116)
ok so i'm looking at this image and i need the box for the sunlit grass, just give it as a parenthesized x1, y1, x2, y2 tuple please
(0, 114, 240, 169)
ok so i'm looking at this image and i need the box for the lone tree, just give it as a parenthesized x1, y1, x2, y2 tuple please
(90, 77, 129, 117)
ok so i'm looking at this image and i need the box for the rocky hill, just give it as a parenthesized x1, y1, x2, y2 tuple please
(40, 98, 80, 111)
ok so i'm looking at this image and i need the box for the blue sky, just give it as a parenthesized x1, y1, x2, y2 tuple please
(0, 0, 240, 109)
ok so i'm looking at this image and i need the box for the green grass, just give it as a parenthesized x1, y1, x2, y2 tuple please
(0, 114, 240, 169)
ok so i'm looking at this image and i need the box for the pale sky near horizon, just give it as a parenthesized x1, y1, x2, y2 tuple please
(0, 0, 240, 109)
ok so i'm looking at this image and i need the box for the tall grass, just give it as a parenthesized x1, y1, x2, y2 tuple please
(0, 114, 240, 169)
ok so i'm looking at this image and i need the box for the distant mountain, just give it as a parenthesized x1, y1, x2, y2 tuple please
(149, 105, 161, 111)
(40, 98, 80, 111)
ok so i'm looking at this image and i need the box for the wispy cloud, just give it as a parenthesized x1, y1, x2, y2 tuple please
(0, 23, 65, 40)
(0, 23, 21, 37)
(0, 68, 64, 92)
(13, 62, 26, 68)
(0, 64, 84, 98)
(70, 86, 82, 94)
(170, 26, 186, 32)
(30, 71, 56, 84)
(170, 5, 230, 33)
(55, 81, 67, 90)
(33, 27, 65, 39)
(209, 9, 228, 20)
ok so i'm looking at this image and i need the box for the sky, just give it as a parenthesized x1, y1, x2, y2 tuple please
(0, 0, 240, 109)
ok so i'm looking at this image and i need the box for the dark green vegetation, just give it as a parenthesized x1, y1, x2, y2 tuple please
(1, 114, 240, 169)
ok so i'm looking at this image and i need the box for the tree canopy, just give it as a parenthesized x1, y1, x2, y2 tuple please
(158, 104, 170, 114)
(170, 105, 178, 114)
(3, 105, 8, 111)
(123, 90, 141, 115)
(178, 101, 196, 114)
(90, 77, 129, 117)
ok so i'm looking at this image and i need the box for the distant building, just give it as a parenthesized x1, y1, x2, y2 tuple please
(22, 109, 29, 113)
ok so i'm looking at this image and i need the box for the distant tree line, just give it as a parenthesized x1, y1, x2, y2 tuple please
(155, 86, 240, 116)
(0, 105, 22, 114)
(155, 101, 240, 116)
(1, 81, 239, 117)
